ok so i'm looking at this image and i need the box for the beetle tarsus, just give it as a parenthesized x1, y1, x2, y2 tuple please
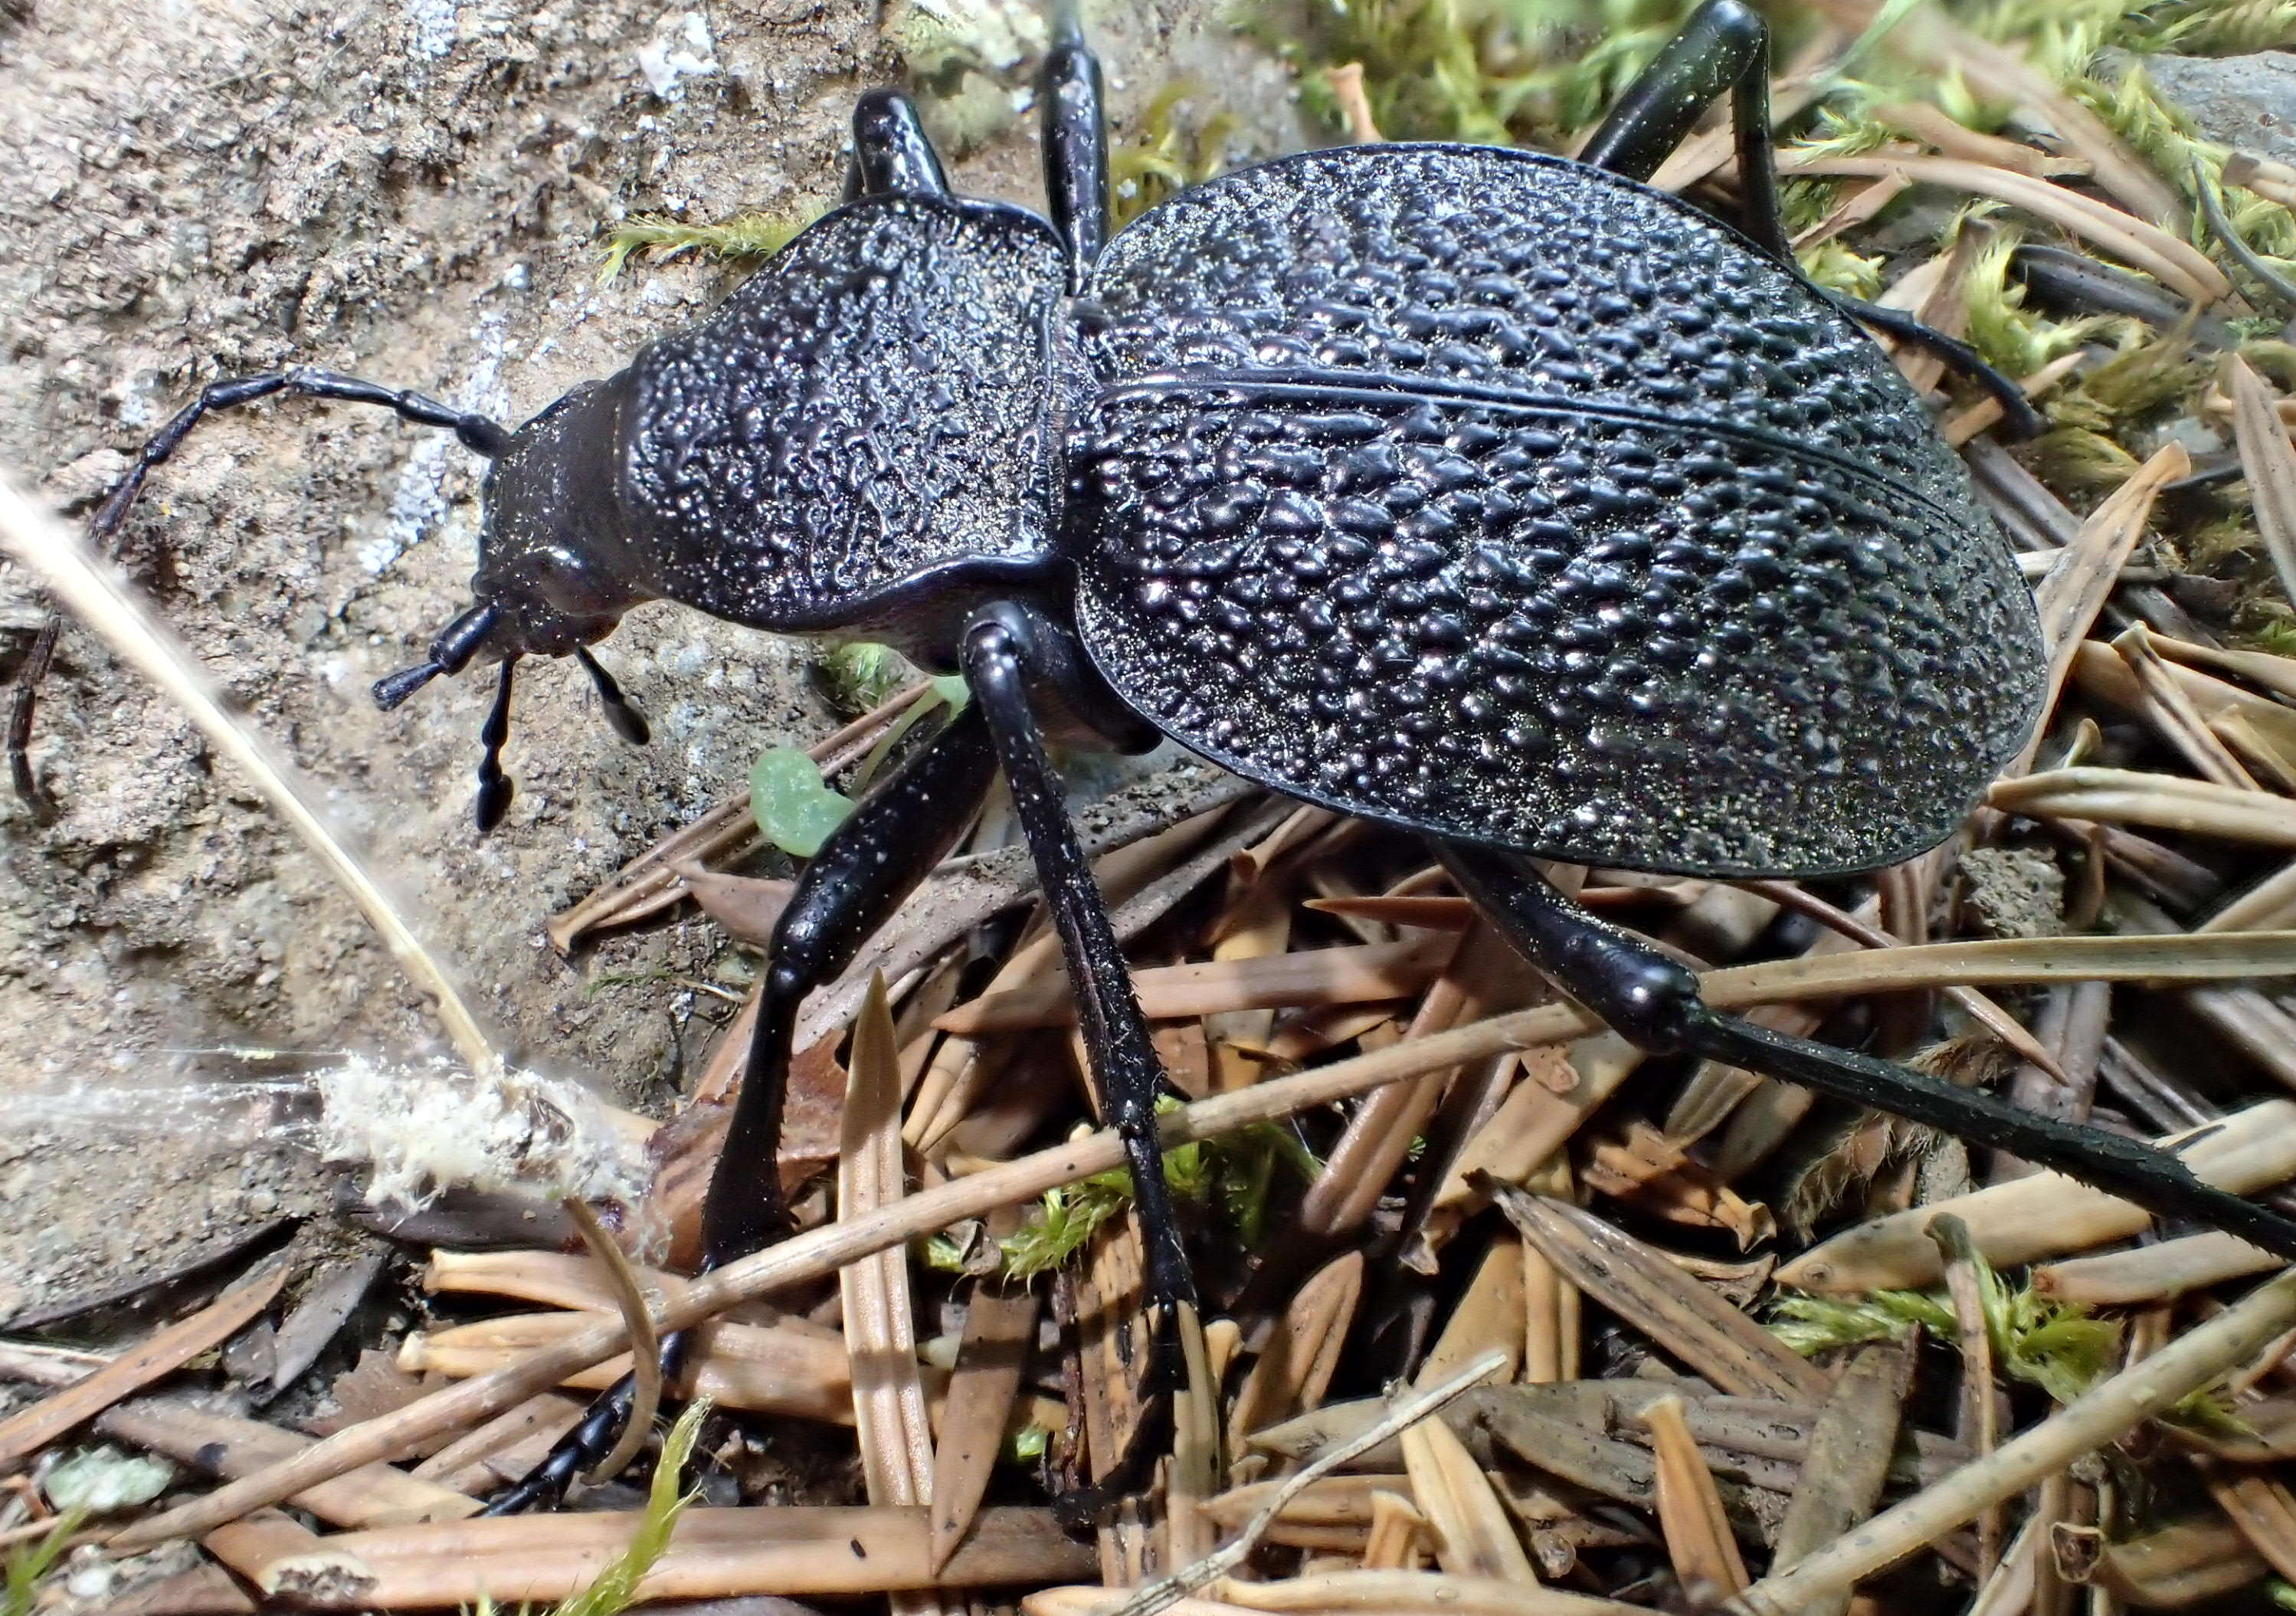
(574, 645, 650, 746)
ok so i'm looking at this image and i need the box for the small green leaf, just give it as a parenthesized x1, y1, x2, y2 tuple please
(751, 747, 854, 858)
(930, 672, 971, 713)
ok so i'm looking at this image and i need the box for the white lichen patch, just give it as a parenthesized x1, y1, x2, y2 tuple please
(316, 1055, 650, 1211)
(637, 12, 718, 99)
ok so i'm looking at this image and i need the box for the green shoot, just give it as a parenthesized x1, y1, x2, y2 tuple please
(467, 1400, 711, 1616)
(3, 1508, 85, 1616)
(995, 1102, 1319, 1278)
(750, 746, 856, 859)
(1112, 82, 1238, 226)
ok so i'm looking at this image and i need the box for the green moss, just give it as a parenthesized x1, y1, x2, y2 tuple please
(1112, 82, 1239, 226)
(599, 205, 827, 284)
(1774, 1248, 2233, 1424)
(995, 1101, 1318, 1278)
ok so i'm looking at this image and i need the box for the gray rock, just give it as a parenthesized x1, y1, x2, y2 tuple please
(2139, 51, 2296, 168)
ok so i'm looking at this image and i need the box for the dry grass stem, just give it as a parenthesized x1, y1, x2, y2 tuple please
(1779, 154, 2222, 301)
(0, 476, 499, 1073)
(560, 1196, 660, 1484)
(1363, 1488, 1433, 1569)
(0, 1264, 286, 1471)
(1401, 1388, 1538, 1584)
(2204, 1468, 2296, 1583)
(1639, 1393, 1747, 1601)
(1228, 1251, 1363, 1452)
(1780, 1100, 2296, 1291)
(2115, 624, 2261, 790)
(120, 1505, 1096, 1614)
(838, 976, 949, 1616)
(1731, 1270, 2296, 1616)
(201, 1509, 380, 1606)
(1929, 1216, 2003, 1579)
(1991, 765, 2296, 844)
(1490, 1189, 1829, 1403)
(1766, 1342, 1910, 1616)
(1217, 1568, 1643, 1616)
(928, 1220, 1037, 1574)
(1111, 1351, 1508, 1616)
(399, 1310, 855, 1421)
(2228, 355, 2296, 610)
(935, 933, 1453, 1033)
(2035, 1230, 2278, 1306)
(2095, 1514, 2269, 1607)
(2013, 442, 2191, 775)
(1418, 1234, 1527, 1388)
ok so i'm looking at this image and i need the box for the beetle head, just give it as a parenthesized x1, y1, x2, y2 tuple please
(372, 381, 653, 832)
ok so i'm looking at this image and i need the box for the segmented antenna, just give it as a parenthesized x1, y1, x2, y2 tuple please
(371, 601, 501, 713)
(372, 660, 444, 710)
(574, 645, 651, 746)
(475, 657, 519, 832)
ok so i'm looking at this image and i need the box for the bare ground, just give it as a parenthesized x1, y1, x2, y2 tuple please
(0, 0, 1300, 1323)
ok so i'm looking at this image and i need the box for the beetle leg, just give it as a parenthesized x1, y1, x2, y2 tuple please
(961, 604, 1196, 1310)
(483, 706, 1001, 1514)
(1436, 839, 2296, 1264)
(5, 367, 508, 818)
(1040, 4, 1109, 284)
(843, 88, 950, 201)
(1581, 0, 2043, 438)
(1580, 0, 1774, 231)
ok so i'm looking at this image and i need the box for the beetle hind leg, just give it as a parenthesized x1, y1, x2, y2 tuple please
(1584, 0, 2042, 438)
(1437, 839, 2296, 1264)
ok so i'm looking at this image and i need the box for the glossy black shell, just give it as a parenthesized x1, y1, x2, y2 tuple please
(610, 196, 1069, 639)
(1065, 144, 2044, 878)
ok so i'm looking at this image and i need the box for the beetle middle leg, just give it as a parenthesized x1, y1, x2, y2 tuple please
(1436, 840, 2296, 1262)
(1580, 0, 2042, 438)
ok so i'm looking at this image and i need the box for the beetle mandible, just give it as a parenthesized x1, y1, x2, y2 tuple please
(34, 0, 2296, 1509)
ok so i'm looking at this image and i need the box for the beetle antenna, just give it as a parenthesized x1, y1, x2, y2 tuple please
(574, 645, 651, 746)
(475, 656, 519, 833)
(372, 601, 503, 712)
(372, 660, 445, 710)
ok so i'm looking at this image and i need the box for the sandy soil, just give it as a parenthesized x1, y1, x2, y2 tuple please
(0, 0, 1301, 1323)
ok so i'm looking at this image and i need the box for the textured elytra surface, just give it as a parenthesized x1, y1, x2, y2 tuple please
(1068, 145, 2042, 877)
(618, 196, 1069, 636)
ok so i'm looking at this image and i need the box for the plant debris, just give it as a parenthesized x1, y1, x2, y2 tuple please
(13, 0, 2296, 1612)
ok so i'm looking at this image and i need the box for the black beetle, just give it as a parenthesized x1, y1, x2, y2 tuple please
(27, 0, 2296, 1509)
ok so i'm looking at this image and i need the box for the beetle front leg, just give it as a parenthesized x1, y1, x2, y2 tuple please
(1436, 839, 2296, 1264)
(844, 88, 950, 201)
(483, 706, 1000, 1514)
(1040, 5, 1109, 282)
